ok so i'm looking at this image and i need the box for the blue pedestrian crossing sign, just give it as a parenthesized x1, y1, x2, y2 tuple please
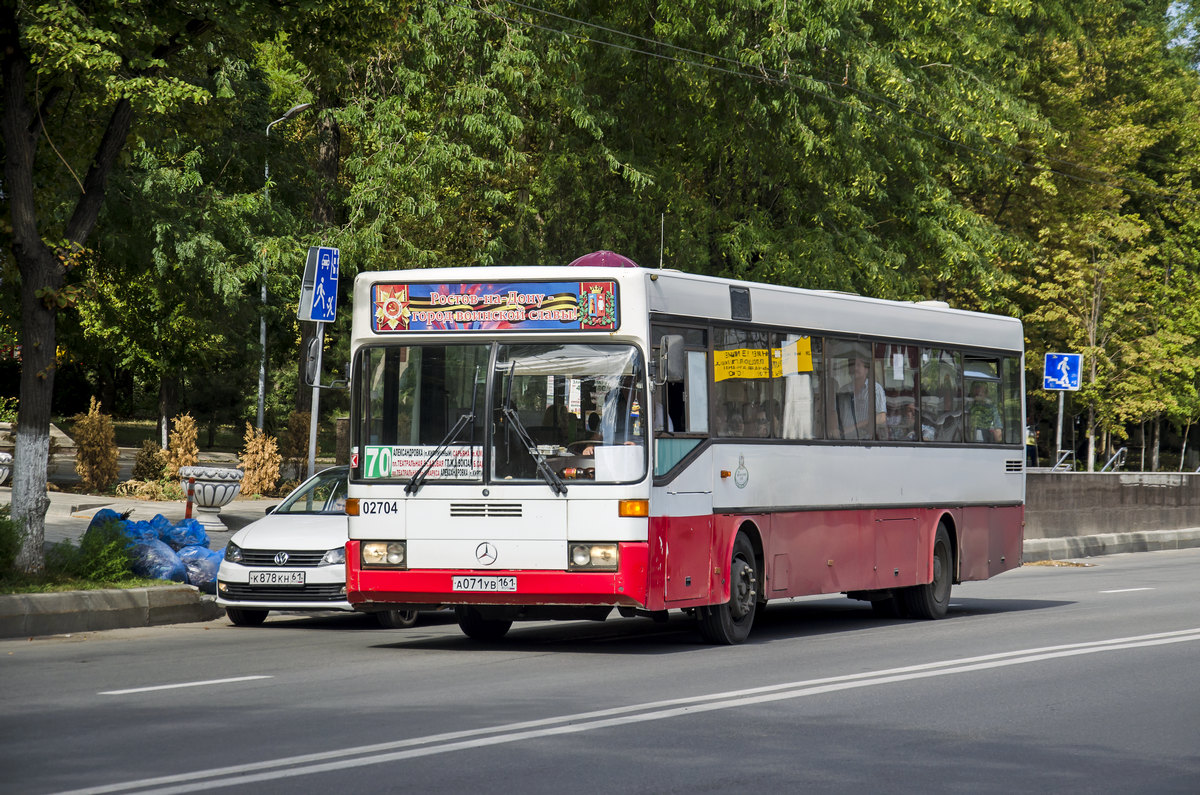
(1043, 352, 1082, 391)
(298, 246, 339, 323)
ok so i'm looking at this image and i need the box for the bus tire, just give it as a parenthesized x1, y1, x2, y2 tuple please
(697, 533, 758, 644)
(455, 606, 512, 641)
(902, 524, 953, 619)
(226, 607, 268, 627)
(376, 608, 419, 629)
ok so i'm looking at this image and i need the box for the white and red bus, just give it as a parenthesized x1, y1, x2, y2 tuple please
(345, 251, 1025, 643)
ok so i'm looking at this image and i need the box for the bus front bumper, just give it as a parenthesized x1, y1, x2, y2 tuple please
(346, 540, 649, 609)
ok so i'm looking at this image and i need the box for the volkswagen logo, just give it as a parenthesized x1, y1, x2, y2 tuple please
(274, 551, 290, 566)
(475, 542, 497, 565)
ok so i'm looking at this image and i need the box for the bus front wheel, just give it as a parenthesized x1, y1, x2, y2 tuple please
(455, 606, 513, 641)
(902, 524, 953, 619)
(697, 533, 758, 645)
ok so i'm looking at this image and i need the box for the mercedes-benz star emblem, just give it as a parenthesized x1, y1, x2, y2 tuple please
(274, 551, 289, 566)
(475, 542, 497, 565)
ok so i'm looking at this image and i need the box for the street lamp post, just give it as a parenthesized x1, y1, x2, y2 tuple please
(258, 102, 312, 431)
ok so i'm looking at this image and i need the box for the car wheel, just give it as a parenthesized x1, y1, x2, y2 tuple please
(226, 607, 269, 626)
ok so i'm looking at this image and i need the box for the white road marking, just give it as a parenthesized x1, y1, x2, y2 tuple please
(98, 676, 272, 696)
(1099, 588, 1154, 594)
(64, 627, 1200, 795)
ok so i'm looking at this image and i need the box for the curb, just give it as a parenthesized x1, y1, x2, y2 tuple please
(1022, 528, 1200, 562)
(0, 585, 222, 639)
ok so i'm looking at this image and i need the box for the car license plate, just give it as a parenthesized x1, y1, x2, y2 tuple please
(452, 576, 516, 592)
(249, 570, 305, 586)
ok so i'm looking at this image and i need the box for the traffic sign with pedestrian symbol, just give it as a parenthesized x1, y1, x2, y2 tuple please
(298, 246, 339, 323)
(1043, 352, 1081, 391)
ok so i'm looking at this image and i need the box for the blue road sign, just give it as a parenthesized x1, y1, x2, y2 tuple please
(1043, 352, 1082, 391)
(298, 246, 339, 323)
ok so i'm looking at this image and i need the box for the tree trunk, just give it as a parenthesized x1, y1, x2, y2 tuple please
(1086, 407, 1096, 472)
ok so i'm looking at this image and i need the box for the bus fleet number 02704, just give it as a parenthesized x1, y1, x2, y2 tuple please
(360, 500, 400, 515)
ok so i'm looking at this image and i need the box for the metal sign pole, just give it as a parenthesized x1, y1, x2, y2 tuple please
(1056, 390, 1064, 465)
(307, 321, 325, 479)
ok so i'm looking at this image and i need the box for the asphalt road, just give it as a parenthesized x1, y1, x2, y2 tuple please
(2, 549, 1198, 794)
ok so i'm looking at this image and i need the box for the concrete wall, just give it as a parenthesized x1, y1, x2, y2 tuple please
(1026, 471, 1200, 539)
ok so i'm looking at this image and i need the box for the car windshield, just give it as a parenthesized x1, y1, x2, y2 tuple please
(355, 342, 646, 485)
(275, 468, 348, 514)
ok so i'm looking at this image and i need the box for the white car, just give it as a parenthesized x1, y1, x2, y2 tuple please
(216, 466, 417, 628)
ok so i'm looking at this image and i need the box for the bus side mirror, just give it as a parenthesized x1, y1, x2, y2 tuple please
(658, 335, 685, 385)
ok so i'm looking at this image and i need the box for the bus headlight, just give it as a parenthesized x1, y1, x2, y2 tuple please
(362, 541, 407, 568)
(568, 543, 618, 571)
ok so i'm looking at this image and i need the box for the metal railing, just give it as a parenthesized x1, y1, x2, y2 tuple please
(1052, 450, 1075, 472)
(1100, 447, 1128, 472)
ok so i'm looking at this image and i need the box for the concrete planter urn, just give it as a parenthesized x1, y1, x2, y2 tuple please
(0, 451, 11, 486)
(179, 465, 244, 532)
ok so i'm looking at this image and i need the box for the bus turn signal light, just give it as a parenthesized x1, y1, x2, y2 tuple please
(618, 499, 649, 517)
(344, 498, 360, 516)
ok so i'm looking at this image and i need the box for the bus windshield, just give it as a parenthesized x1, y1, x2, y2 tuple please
(356, 342, 646, 485)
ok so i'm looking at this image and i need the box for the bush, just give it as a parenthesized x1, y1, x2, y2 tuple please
(132, 439, 166, 481)
(240, 423, 281, 496)
(0, 396, 17, 423)
(72, 397, 120, 492)
(163, 413, 198, 479)
(115, 478, 184, 501)
(45, 519, 133, 582)
(0, 506, 19, 574)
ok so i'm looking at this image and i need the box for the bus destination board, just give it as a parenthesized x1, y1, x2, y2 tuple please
(372, 280, 618, 333)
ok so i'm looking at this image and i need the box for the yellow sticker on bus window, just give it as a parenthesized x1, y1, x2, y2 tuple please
(713, 348, 770, 381)
(777, 337, 813, 375)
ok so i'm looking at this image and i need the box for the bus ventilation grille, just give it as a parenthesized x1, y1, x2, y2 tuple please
(450, 503, 523, 518)
(1005, 460, 1024, 472)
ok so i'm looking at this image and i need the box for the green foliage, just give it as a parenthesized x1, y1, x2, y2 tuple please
(0, 506, 19, 574)
(45, 521, 135, 583)
(0, 398, 18, 423)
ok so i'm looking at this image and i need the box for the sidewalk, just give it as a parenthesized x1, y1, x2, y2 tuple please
(0, 448, 289, 639)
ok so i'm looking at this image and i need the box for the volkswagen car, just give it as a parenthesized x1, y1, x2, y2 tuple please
(216, 466, 418, 628)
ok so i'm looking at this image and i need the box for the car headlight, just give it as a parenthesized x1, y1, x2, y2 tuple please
(320, 546, 346, 566)
(362, 541, 406, 568)
(224, 542, 243, 563)
(568, 543, 618, 571)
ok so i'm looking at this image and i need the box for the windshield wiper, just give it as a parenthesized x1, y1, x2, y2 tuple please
(500, 363, 568, 496)
(405, 367, 480, 496)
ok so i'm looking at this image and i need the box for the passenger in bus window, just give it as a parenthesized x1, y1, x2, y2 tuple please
(969, 382, 1003, 442)
(750, 404, 771, 437)
(838, 357, 886, 439)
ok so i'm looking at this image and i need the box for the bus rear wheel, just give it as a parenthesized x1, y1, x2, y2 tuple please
(902, 524, 953, 619)
(698, 533, 758, 645)
(455, 606, 513, 641)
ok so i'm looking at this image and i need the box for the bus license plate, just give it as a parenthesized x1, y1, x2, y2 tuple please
(452, 576, 516, 592)
(249, 570, 305, 586)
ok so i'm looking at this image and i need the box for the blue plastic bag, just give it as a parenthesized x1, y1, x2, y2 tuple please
(178, 545, 222, 592)
(86, 508, 126, 534)
(162, 517, 209, 551)
(129, 538, 187, 582)
(122, 520, 158, 542)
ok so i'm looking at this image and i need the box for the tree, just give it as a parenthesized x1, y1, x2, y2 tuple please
(1, 2, 280, 572)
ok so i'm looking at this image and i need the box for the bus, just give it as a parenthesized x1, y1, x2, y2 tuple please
(344, 251, 1025, 644)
